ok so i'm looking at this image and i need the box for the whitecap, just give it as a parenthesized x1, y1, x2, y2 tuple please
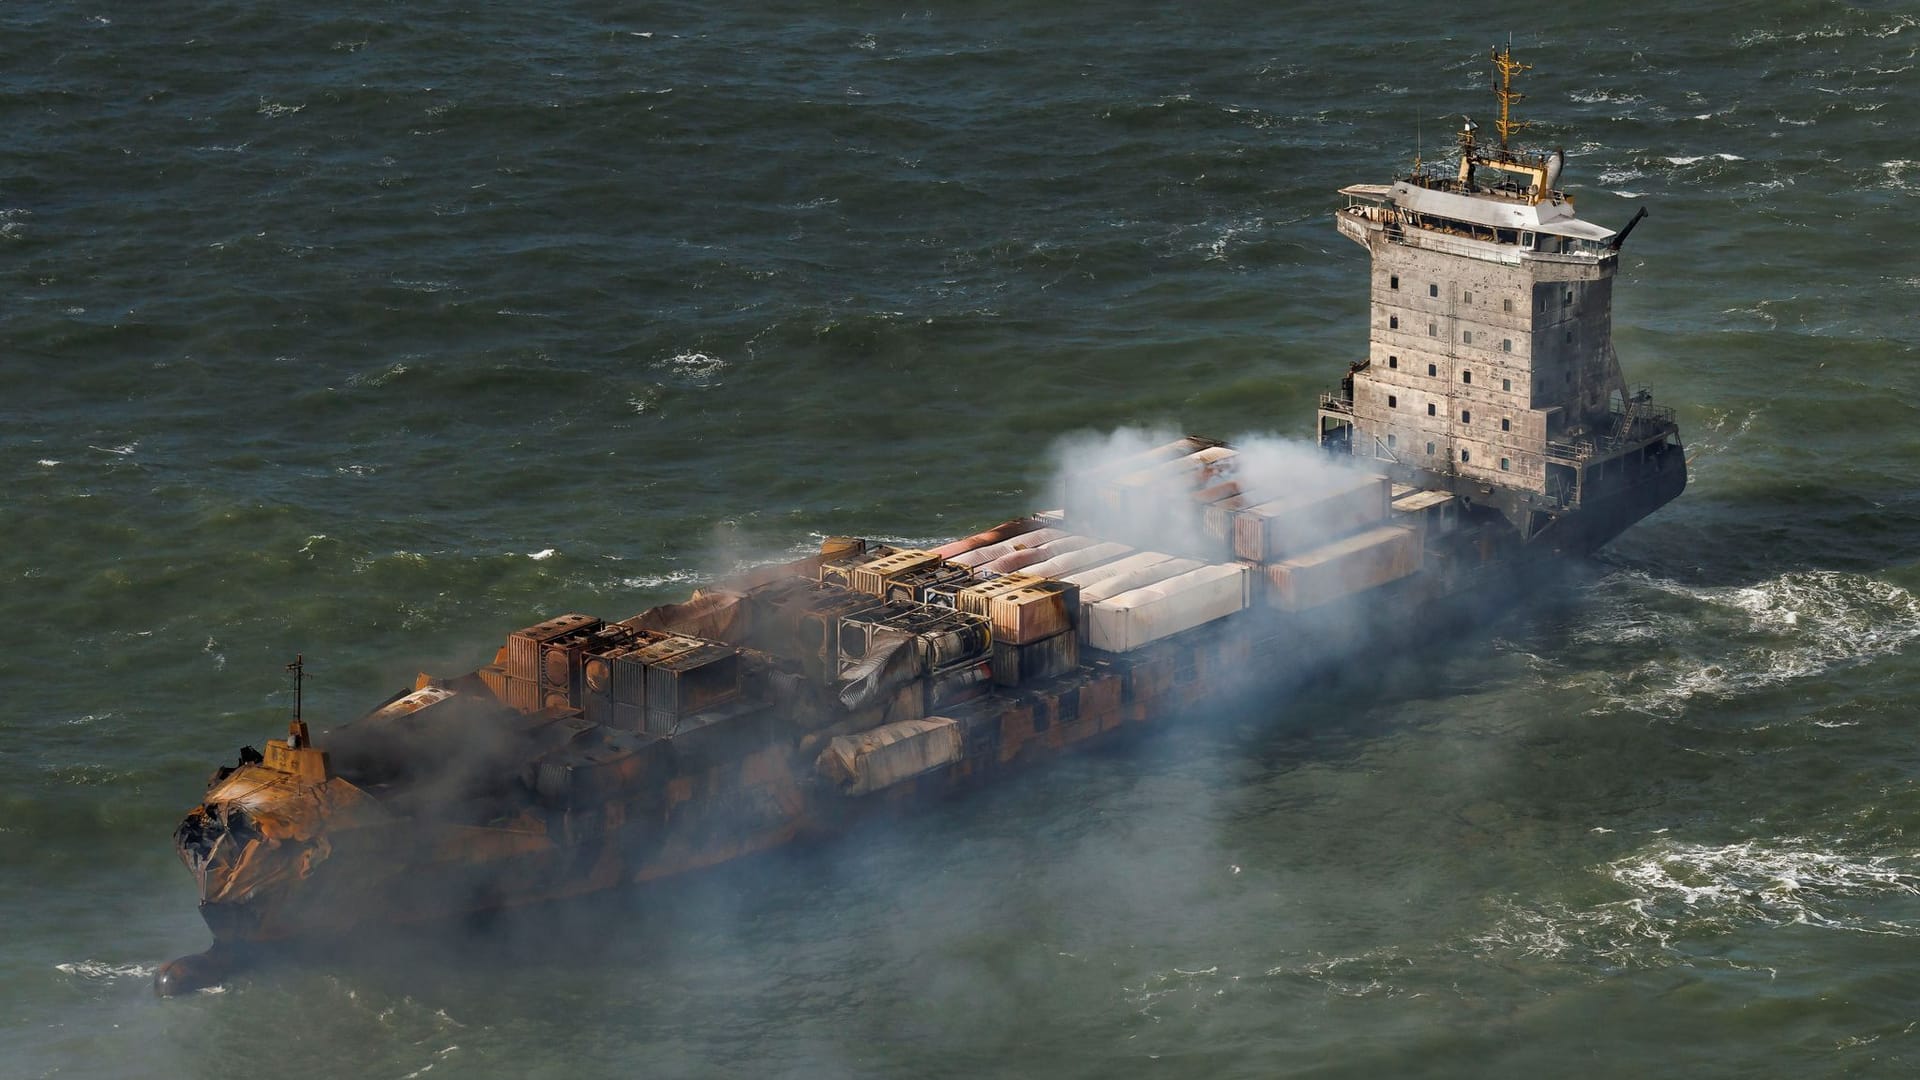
(56, 960, 156, 981)
(37, 458, 59, 467)
(619, 568, 703, 590)
(526, 548, 556, 561)
(657, 351, 727, 386)
(1581, 570, 1920, 717)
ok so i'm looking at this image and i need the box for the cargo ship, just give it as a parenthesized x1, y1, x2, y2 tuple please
(156, 48, 1686, 994)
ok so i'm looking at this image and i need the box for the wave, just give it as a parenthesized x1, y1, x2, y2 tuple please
(54, 960, 156, 981)
(1477, 837, 1920, 974)
(1578, 569, 1920, 717)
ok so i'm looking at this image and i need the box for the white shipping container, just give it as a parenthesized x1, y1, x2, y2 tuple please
(1083, 563, 1252, 653)
(1023, 541, 1133, 580)
(1076, 556, 1206, 604)
(1060, 550, 1176, 588)
(978, 533, 1099, 575)
(949, 527, 1069, 569)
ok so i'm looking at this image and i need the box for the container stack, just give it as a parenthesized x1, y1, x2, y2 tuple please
(953, 573, 1081, 686)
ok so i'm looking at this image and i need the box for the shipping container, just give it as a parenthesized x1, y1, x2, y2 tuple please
(954, 573, 1080, 644)
(620, 590, 746, 642)
(991, 629, 1080, 686)
(1075, 555, 1207, 604)
(1231, 472, 1391, 562)
(1021, 541, 1133, 581)
(814, 717, 964, 796)
(1060, 550, 1177, 589)
(503, 675, 540, 714)
(928, 658, 994, 710)
(819, 544, 897, 588)
(507, 613, 601, 683)
(930, 518, 1045, 561)
(882, 562, 972, 605)
(1264, 524, 1423, 612)
(643, 643, 742, 734)
(1083, 563, 1252, 653)
(977, 533, 1098, 576)
(947, 528, 1069, 570)
(850, 549, 945, 597)
(1063, 436, 1218, 524)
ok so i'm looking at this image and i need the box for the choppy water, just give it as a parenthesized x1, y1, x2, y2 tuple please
(5, 3, 1920, 1076)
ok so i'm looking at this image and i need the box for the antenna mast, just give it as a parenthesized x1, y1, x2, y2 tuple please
(286, 653, 309, 749)
(1490, 44, 1530, 153)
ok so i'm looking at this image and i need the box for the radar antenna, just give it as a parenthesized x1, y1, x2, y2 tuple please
(1489, 44, 1531, 153)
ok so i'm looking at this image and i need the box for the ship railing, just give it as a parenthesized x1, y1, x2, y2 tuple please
(1318, 393, 1355, 417)
(1545, 439, 1594, 464)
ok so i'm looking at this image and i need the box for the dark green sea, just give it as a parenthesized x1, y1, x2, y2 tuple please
(6, 3, 1920, 1076)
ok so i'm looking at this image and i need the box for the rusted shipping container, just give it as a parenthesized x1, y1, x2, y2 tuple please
(948, 528, 1069, 570)
(929, 518, 1045, 561)
(1231, 472, 1391, 563)
(850, 549, 945, 597)
(991, 629, 1080, 686)
(978, 533, 1099, 576)
(954, 573, 1080, 645)
(1083, 563, 1252, 653)
(1264, 523, 1423, 612)
(507, 613, 601, 684)
(928, 658, 994, 710)
(815, 717, 964, 797)
(882, 562, 973, 605)
(819, 544, 898, 588)
(643, 644, 742, 734)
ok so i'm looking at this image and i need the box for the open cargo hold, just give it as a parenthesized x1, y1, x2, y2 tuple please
(1022, 540, 1132, 580)
(953, 573, 1080, 645)
(1075, 555, 1207, 604)
(948, 528, 1069, 570)
(1264, 523, 1423, 612)
(1231, 472, 1391, 563)
(1083, 563, 1253, 653)
(814, 717, 964, 796)
(991, 629, 1079, 686)
(978, 533, 1099, 576)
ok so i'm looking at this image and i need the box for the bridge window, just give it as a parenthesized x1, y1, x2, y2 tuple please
(1461, 449, 1471, 463)
(1564, 289, 1573, 305)
(1428, 363, 1437, 376)
(1426, 442, 1436, 455)
(1502, 338, 1512, 352)
(1502, 377, 1512, 391)
(1462, 331, 1473, 345)
(1501, 418, 1511, 432)
(1427, 403, 1436, 416)
(1388, 395, 1397, 408)
(1500, 457, 1511, 471)
(1462, 370, 1472, 384)
(1390, 316, 1399, 329)
(1388, 355, 1398, 369)
(1430, 283, 1439, 297)
(1503, 298, 1514, 313)
(1463, 290, 1473, 304)
(1461, 410, 1472, 424)
(1388, 434, 1397, 448)
(1428, 321, 1438, 337)
(1390, 275, 1400, 290)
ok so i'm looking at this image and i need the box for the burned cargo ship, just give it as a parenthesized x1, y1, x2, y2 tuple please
(158, 48, 1686, 994)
